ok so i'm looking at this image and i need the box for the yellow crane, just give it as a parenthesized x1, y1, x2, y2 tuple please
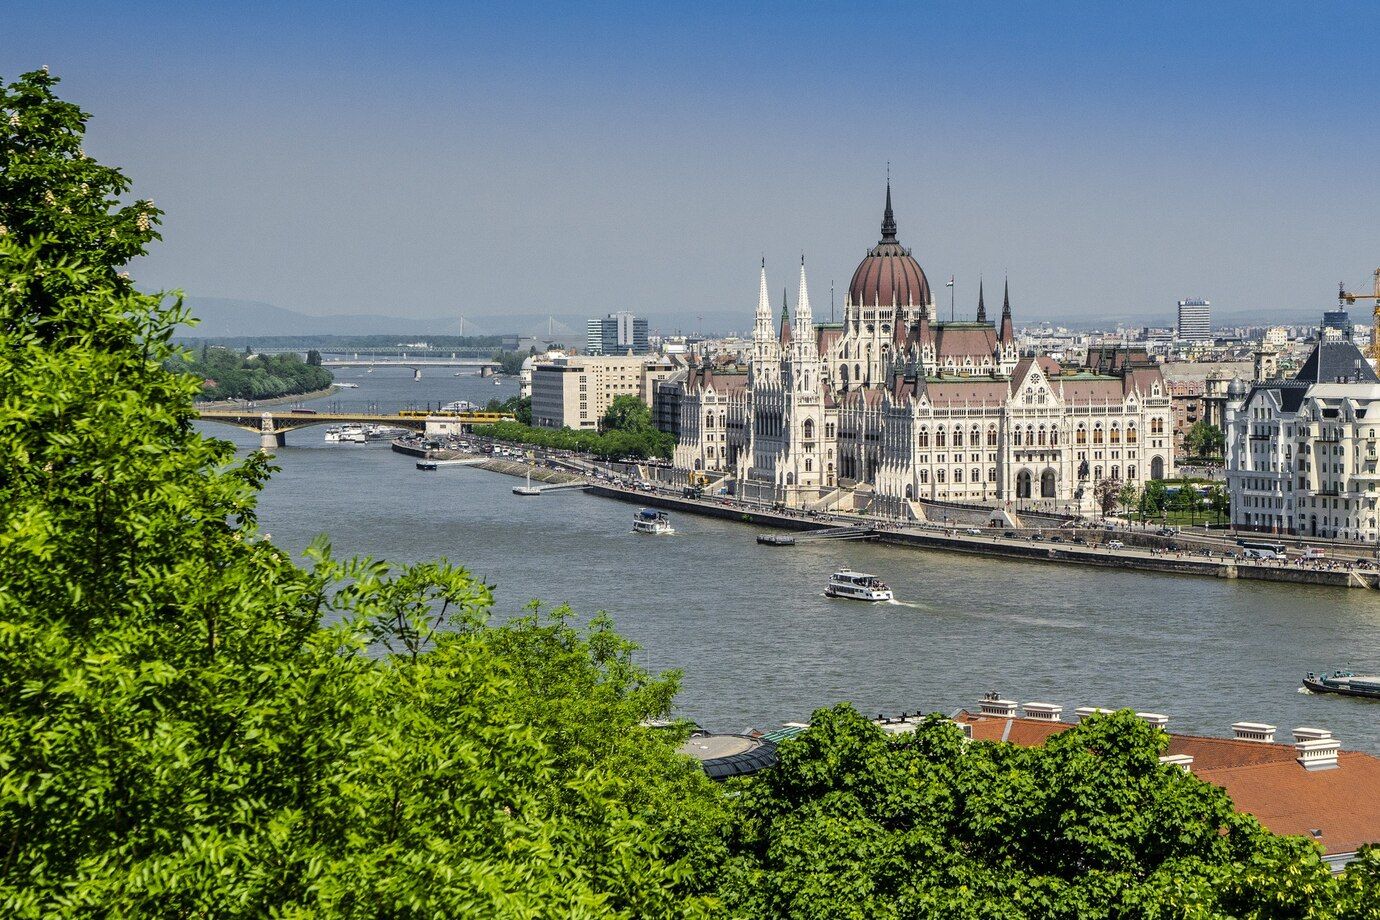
(1339, 269, 1380, 360)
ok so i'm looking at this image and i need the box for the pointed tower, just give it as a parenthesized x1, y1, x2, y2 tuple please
(976, 279, 987, 323)
(998, 277, 1018, 374)
(778, 285, 793, 348)
(794, 256, 815, 344)
(881, 179, 897, 242)
(752, 259, 779, 382)
(999, 278, 1014, 345)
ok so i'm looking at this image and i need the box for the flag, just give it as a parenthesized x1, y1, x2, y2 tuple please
(946, 277, 954, 287)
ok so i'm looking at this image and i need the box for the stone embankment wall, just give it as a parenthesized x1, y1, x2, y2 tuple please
(588, 485, 1365, 591)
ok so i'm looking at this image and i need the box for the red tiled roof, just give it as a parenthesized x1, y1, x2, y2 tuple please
(952, 712, 1380, 857)
(933, 325, 998, 360)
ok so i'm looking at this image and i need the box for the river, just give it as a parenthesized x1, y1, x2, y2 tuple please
(201, 366, 1380, 754)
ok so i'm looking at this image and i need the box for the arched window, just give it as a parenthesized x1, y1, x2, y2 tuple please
(1050, 428, 1059, 446)
(920, 469, 929, 484)
(1111, 464, 1119, 480)
(1127, 425, 1137, 444)
(1110, 425, 1121, 444)
(1151, 456, 1165, 479)
(1094, 465, 1103, 480)
(954, 428, 964, 447)
(1016, 469, 1032, 498)
(1128, 464, 1137, 479)
(936, 430, 947, 448)
(1038, 427, 1047, 446)
(1013, 428, 1023, 447)
(918, 429, 929, 448)
(905, 483, 914, 499)
(987, 426, 998, 447)
(705, 412, 713, 428)
(937, 468, 946, 483)
(803, 419, 815, 439)
(1040, 469, 1056, 498)
(955, 468, 963, 483)
(971, 426, 981, 446)
(805, 458, 812, 472)
(786, 473, 795, 486)
(1076, 425, 1087, 445)
(1093, 426, 1104, 445)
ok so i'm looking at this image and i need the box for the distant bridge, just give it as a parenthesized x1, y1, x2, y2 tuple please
(196, 408, 428, 450)
(323, 358, 499, 369)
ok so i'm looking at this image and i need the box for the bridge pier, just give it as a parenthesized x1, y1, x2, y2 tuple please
(259, 412, 286, 453)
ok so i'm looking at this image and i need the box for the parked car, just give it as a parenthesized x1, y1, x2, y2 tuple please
(1072, 536, 1087, 545)
(964, 528, 982, 536)
(1107, 540, 1125, 549)
(1003, 530, 1017, 538)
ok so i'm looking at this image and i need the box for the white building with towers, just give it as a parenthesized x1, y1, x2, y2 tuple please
(673, 183, 1174, 515)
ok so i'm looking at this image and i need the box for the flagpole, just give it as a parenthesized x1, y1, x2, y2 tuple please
(947, 276, 955, 322)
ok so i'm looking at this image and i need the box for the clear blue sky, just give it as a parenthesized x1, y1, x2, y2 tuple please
(6, 1, 1378, 328)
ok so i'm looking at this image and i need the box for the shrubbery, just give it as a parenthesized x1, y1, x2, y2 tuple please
(169, 345, 334, 400)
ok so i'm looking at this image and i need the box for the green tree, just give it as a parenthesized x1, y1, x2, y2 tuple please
(603, 394, 653, 432)
(306, 348, 322, 366)
(1175, 477, 1203, 525)
(1116, 482, 1139, 517)
(1140, 479, 1169, 522)
(716, 705, 1347, 919)
(1094, 477, 1120, 518)
(1, 70, 720, 917)
(1206, 482, 1230, 525)
(1183, 421, 1225, 459)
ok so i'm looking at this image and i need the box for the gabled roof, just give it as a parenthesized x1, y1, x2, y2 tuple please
(933, 324, 998, 360)
(1293, 340, 1379, 384)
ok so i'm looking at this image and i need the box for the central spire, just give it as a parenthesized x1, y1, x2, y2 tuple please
(880, 180, 897, 242)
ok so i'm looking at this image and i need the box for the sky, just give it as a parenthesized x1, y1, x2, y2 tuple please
(5, 1, 1379, 332)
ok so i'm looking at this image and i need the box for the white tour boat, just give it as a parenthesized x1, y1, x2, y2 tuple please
(324, 423, 367, 443)
(632, 508, 675, 535)
(824, 570, 893, 602)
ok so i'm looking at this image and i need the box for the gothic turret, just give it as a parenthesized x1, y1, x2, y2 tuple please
(976, 279, 987, 323)
(779, 285, 792, 348)
(999, 278, 1014, 346)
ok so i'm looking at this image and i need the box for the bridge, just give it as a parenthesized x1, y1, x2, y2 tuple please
(196, 408, 429, 450)
(323, 358, 499, 370)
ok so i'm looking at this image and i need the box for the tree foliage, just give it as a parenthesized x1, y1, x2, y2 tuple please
(1184, 422, 1225, 460)
(167, 344, 334, 400)
(714, 705, 1374, 919)
(474, 417, 674, 460)
(0, 68, 721, 918)
(1094, 477, 1121, 517)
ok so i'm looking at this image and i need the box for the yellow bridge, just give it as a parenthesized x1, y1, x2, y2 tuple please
(195, 408, 513, 450)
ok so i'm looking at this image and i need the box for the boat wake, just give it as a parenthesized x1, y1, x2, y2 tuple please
(1297, 686, 1313, 694)
(886, 599, 930, 610)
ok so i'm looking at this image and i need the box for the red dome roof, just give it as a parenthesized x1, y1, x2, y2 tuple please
(847, 184, 931, 309)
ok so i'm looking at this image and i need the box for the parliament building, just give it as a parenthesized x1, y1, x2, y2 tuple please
(672, 186, 1174, 515)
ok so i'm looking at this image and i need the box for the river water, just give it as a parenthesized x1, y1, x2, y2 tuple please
(203, 367, 1380, 754)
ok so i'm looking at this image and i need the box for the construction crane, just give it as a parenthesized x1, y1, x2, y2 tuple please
(1338, 268, 1380, 360)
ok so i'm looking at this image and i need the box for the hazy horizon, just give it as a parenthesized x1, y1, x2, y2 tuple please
(7, 2, 1378, 327)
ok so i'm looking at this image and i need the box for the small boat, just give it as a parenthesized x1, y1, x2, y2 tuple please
(513, 471, 542, 495)
(633, 508, 675, 535)
(825, 570, 893, 602)
(416, 460, 438, 471)
(336, 382, 360, 388)
(325, 423, 367, 443)
(1303, 670, 1380, 700)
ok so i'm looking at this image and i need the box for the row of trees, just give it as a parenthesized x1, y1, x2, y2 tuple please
(1183, 421, 1226, 460)
(167, 344, 334, 400)
(473, 395, 674, 460)
(1092, 476, 1230, 524)
(5, 68, 1379, 918)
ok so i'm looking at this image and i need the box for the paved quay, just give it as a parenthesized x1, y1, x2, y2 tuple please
(589, 484, 1378, 591)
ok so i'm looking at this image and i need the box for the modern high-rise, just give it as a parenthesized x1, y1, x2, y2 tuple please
(1176, 299, 1211, 341)
(585, 312, 649, 355)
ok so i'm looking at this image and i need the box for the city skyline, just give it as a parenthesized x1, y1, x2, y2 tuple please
(5, 2, 1378, 326)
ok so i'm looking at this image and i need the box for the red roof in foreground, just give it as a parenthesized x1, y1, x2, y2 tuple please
(954, 711, 1380, 858)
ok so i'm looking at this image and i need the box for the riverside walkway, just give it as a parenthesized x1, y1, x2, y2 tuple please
(588, 484, 1380, 591)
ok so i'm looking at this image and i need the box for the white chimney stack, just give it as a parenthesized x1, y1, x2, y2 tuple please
(1232, 722, 1277, 743)
(1074, 706, 1115, 722)
(1137, 712, 1170, 729)
(1022, 702, 1063, 722)
(979, 695, 1018, 718)
(1159, 753, 1194, 772)
(1293, 728, 1340, 771)
(1292, 727, 1332, 743)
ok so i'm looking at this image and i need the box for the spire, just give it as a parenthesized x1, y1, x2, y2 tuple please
(976, 279, 987, 323)
(880, 179, 897, 242)
(999, 277, 1014, 346)
(779, 285, 792, 346)
(756, 259, 771, 320)
(795, 255, 813, 326)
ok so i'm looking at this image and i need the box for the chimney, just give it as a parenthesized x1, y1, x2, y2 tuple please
(1137, 712, 1170, 729)
(1022, 702, 1063, 722)
(1159, 753, 1194, 773)
(1293, 727, 1340, 771)
(978, 693, 1018, 718)
(1074, 706, 1115, 722)
(1232, 722, 1277, 743)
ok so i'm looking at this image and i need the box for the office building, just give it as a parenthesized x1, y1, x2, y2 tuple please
(1177, 299, 1211, 341)
(585, 312, 649, 355)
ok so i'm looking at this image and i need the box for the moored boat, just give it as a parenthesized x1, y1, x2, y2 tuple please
(633, 508, 675, 535)
(825, 570, 893, 602)
(416, 460, 438, 471)
(1303, 670, 1380, 700)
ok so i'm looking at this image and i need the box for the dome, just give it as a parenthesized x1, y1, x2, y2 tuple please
(847, 184, 931, 309)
